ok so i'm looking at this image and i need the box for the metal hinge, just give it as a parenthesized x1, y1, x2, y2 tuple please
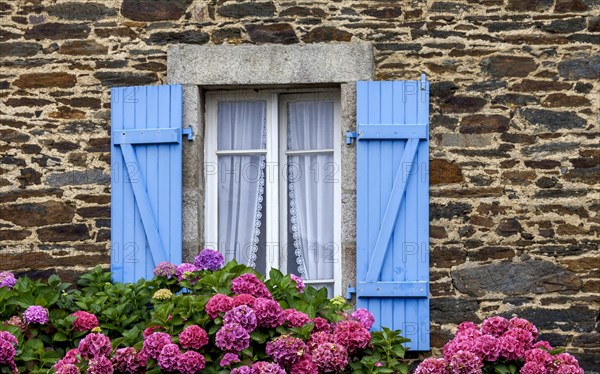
(345, 285, 356, 300)
(345, 131, 358, 145)
(420, 73, 427, 91)
(182, 127, 193, 141)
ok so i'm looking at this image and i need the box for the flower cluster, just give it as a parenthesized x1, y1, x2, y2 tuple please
(224, 305, 258, 332)
(215, 323, 250, 352)
(415, 316, 585, 374)
(78, 333, 112, 360)
(283, 308, 311, 327)
(266, 335, 306, 367)
(290, 274, 305, 293)
(351, 308, 375, 330)
(153, 261, 177, 278)
(205, 293, 235, 318)
(179, 325, 209, 350)
(231, 273, 272, 298)
(253, 297, 284, 328)
(175, 262, 199, 282)
(194, 248, 224, 271)
(71, 310, 99, 332)
(23, 305, 49, 325)
(0, 331, 18, 372)
(152, 288, 173, 300)
(0, 272, 17, 290)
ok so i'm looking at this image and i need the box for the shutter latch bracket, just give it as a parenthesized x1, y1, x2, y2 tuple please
(345, 285, 356, 300)
(345, 131, 358, 145)
(182, 127, 194, 141)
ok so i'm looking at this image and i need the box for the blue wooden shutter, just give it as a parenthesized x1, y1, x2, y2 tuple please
(354, 77, 430, 350)
(110, 85, 184, 283)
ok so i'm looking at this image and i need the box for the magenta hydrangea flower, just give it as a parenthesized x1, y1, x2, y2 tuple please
(23, 305, 49, 324)
(351, 308, 375, 330)
(72, 310, 99, 332)
(231, 366, 253, 374)
(224, 305, 257, 332)
(252, 361, 286, 374)
(143, 326, 162, 338)
(473, 334, 501, 362)
(448, 350, 483, 374)
(290, 274, 305, 293)
(233, 293, 256, 307)
(112, 347, 145, 373)
(55, 364, 81, 374)
(521, 361, 549, 374)
(175, 263, 199, 282)
(78, 333, 112, 359)
(553, 352, 582, 369)
(0, 339, 16, 365)
(481, 316, 509, 337)
(283, 309, 310, 327)
(533, 340, 554, 351)
(334, 320, 371, 353)
(456, 321, 478, 334)
(179, 325, 209, 350)
(0, 272, 17, 290)
(142, 332, 172, 360)
(312, 343, 349, 372)
(205, 293, 235, 319)
(157, 343, 180, 372)
(0, 332, 17, 347)
(177, 350, 206, 374)
(556, 364, 584, 374)
(312, 317, 331, 332)
(307, 331, 336, 353)
(253, 297, 284, 328)
(290, 354, 318, 374)
(231, 273, 271, 298)
(219, 352, 240, 367)
(194, 248, 224, 271)
(508, 317, 539, 339)
(88, 356, 114, 374)
(153, 261, 177, 278)
(215, 323, 250, 352)
(414, 357, 450, 374)
(266, 335, 306, 367)
(53, 349, 81, 370)
(524, 347, 553, 366)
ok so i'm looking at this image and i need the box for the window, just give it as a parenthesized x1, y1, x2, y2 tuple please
(205, 89, 341, 295)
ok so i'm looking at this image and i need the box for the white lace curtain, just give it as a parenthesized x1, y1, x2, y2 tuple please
(217, 101, 266, 268)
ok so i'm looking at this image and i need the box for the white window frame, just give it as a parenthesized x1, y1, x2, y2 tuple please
(204, 89, 342, 296)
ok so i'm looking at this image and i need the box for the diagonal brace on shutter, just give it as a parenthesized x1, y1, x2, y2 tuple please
(365, 138, 420, 282)
(119, 144, 169, 264)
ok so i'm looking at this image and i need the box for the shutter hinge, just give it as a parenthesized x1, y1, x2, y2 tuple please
(345, 285, 356, 300)
(345, 131, 358, 145)
(420, 73, 427, 91)
(182, 127, 193, 141)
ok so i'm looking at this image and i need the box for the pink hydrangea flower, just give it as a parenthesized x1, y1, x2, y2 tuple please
(179, 325, 209, 350)
(0, 332, 17, 346)
(233, 293, 256, 307)
(481, 316, 509, 337)
(533, 340, 554, 351)
(311, 343, 349, 372)
(177, 350, 206, 374)
(88, 355, 114, 374)
(448, 350, 483, 374)
(455, 326, 482, 340)
(414, 357, 450, 374)
(175, 263, 199, 282)
(0, 272, 17, 290)
(112, 347, 145, 373)
(143, 326, 162, 338)
(142, 332, 172, 360)
(219, 352, 240, 367)
(456, 321, 478, 333)
(473, 334, 501, 362)
(508, 317, 539, 339)
(333, 320, 371, 353)
(307, 331, 336, 353)
(215, 323, 250, 352)
(553, 352, 583, 373)
(194, 248, 224, 271)
(72, 310, 99, 331)
(0, 339, 16, 365)
(521, 361, 549, 374)
(55, 364, 81, 374)
(23, 305, 49, 324)
(4, 316, 25, 331)
(498, 329, 533, 361)
(231, 273, 271, 298)
(252, 361, 286, 374)
(504, 327, 534, 349)
(312, 317, 331, 332)
(266, 335, 306, 367)
(53, 349, 81, 370)
(351, 308, 375, 330)
(231, 366, 253, 374)
(524, 347, 553, 366)
(556, 364, 584, 374)
(224, 305, 257, 332)
(283, 309, 311, 327)
(153, 261, 176, 278)
(290, 354, 318, 374)
(78, 333, 112, 359)
(443, 334, 474, 361)
(290, 274, 305, 293)
(158, 343, 180, 372)
(205, 293, 235, 319)
(253, 297, 284, 328)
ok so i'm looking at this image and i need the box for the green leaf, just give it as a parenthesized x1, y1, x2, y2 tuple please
(48, 274, 61, 287)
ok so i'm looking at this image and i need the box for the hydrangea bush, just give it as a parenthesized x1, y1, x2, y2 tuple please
(415, 316, 584, 374)
(0, 249, 409, 373)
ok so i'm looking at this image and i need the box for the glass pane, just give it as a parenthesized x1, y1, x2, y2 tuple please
(287, 101, 334, 150)
(287, 154, 335, 281)
(217, 154, 266, 271)
(218, 101, 266, 151)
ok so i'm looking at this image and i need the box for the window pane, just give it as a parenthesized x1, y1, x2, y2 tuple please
(218, 101, 266, 150)
(287, 101, 333, 150)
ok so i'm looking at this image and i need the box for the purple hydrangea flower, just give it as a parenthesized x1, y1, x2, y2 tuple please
(175, 263, 198, 282)
(253, 297, 284, 328)
(351, 308, 375, 330)
(231, 366, 253, 374)
(143, 332, 172, 360)
(223, 305, 257, 332)
(266, 335, 306, 367)
(215, 323, 250, 352)
(23, 305, 49, 325)
(219, 352, 240, 367)
(0, 332, 18, 347)
(414, 357, 450, 374)
(88, 356, 114, 374)
(54, 364, 81, 374)
(290, 274, 305, 293)
(153, 262, 176, 278)
(311, 343, 348, 373)
(194, 248, 224, 271)
(0, 339, 16, 365)
(158, 343, 180, 372)
(178, 350, 206, 374)
(78, 333, 112, 359)
(0, 272, 17, 290)
(252, 361, 286, 374)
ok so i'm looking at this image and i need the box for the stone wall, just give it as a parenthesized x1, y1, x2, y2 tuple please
(0, 0, 598, 370)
